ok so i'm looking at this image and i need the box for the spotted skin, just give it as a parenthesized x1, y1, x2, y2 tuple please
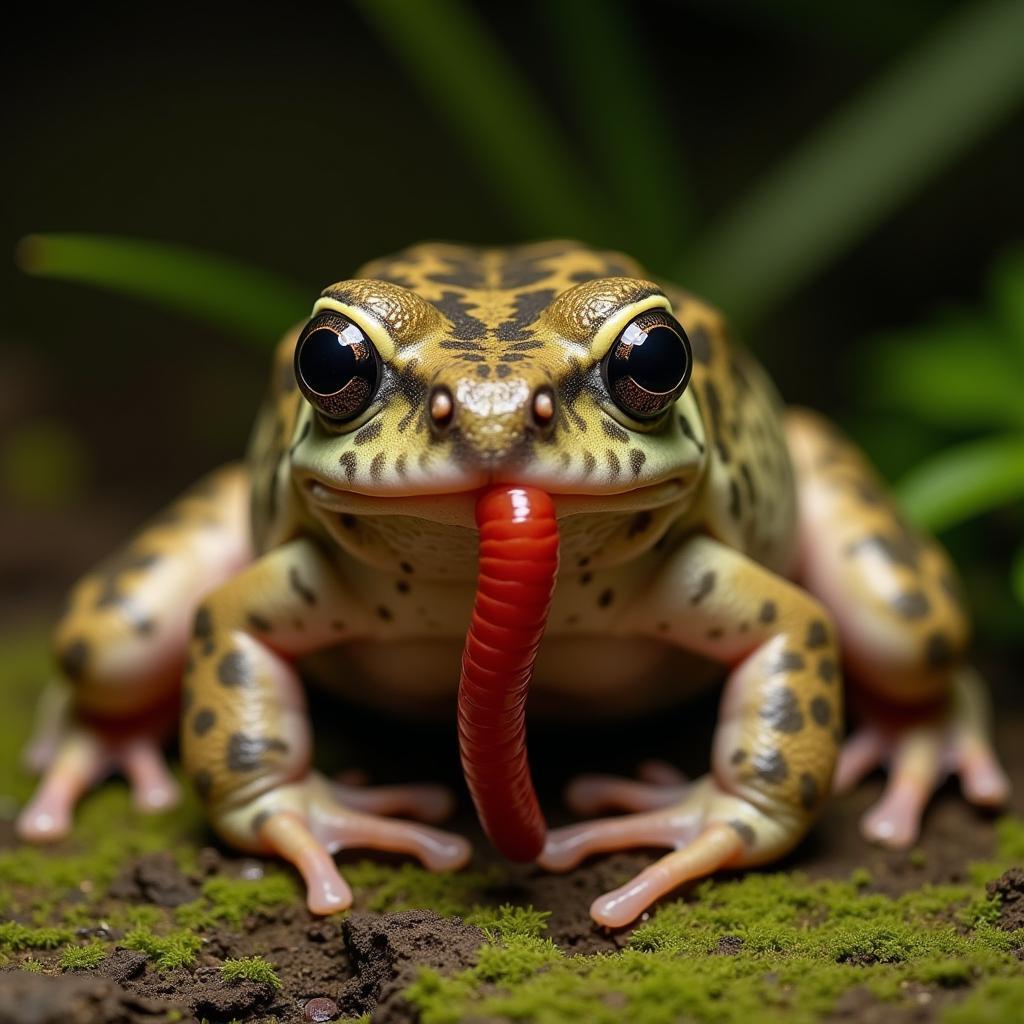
(19, 242, 1006, 925)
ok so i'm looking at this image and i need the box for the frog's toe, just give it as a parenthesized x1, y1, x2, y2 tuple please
(121, 737, 181, 812)
(539, 798, 705, 872)
(564, 769, 690, 817)
(330, 777, 457, 823)
(16, 729, 109, 841)
(589, 823, 744, 929)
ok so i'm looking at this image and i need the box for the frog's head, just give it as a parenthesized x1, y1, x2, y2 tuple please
(290, 242, 708, 571)
(289, 241, 711, 861)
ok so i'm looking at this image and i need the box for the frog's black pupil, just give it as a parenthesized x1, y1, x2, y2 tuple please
(299, 326, 361, 395)
(621, 324, 688, 393)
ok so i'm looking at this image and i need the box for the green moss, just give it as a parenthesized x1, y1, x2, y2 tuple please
(122, 925, 201, 970)
(467, 903, 551, 940)
(20, 958, 43, 972)
(943, 976, 1024, 1022)
(0, 922, 73, 951)
(344, 860, 501, 917)
(59, 942, 107, 970)
(174, 873, 297, 930)
(220, 955, 282, 989)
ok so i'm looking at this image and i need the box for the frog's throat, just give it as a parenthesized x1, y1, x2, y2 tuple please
(457, 485, 558, 861)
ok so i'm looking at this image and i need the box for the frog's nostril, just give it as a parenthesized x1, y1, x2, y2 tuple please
(429, 386, 454, 429)
(531, 387, 556, 429)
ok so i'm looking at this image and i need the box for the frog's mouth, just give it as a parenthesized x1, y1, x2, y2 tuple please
(457, 484, 558, 861)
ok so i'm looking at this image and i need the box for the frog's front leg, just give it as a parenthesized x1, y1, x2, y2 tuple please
(181, 538, 470, 913)
(539, 536, 841, 927)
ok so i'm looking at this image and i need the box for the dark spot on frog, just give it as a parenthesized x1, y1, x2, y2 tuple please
(353, 420, 383, 445)
(926, 631, 956, 668)
(758, 600, 777, 625)
(728, 819, 756, 846)
(892, 591, 931, 620)
(688, 325, 711, 365)
(817, 657, 837, 683)
(800, 773, 819, 810)
(846, 530, 921, 571)
(628, 511, 652, 537)
(728, 479, 742, 520)
(341, 514, 358, 530)
(579, 572, 593, 585)
(396, 580, 410, 594)
(192, 770, 212, 801)
(496, 363, 512, 378)
(707, 626, 724, 639)
(339, 451, 357, 483)
(740, 462, 757, 505)
(251, 811, 271, 834)
(806, 619, 828, 649)
(247, 612, 272, 633)
(753, 749, 788, 784)
(607, 449, 621, 478)
(678, 413, 704, 453)
(769, 651, 805, 674)
(577, 556, 591, 568)
(227, 732, 289, 772)
(378, 606, 394, 622)
(400, 561, 414, 574)
(598, 589, 615, 608)
(182, 686, 194, 711)
(58, 638, 91, 682)
(691, 570, 716, 604)
(369, 452, 386, 482)
(810, 696, 832, 726)
(629, 448, 646, 476)
(217, 651, 252, 688)
(730, 749, 746, 765)
(193, 709, 217, 736)
(760, 687, 804, 732)
(289, 567, 317, 606)
(582, 452, 596, 476)
(192, 606, 215, 656)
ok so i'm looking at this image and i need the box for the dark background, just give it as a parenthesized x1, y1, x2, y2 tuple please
(2, 0, 1023, 643)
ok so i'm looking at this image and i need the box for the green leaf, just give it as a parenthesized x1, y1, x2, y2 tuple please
(675, 0, 1024, 324)
(866, 318, 1024, 430)
(354, 0, 605, 242)
(17, 234, 308, 343)
(541, 0, 693, 268)
(1012, 545, 1024, 609)
(989, 246, 1024, 360)
(896, 433, 1024, 532)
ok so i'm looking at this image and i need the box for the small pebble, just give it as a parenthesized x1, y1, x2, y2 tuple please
(239, 859, 265, 880)
(304, 997, 339, 1022)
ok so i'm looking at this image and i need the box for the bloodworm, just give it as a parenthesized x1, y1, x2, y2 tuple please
(457, 485, 559, 861)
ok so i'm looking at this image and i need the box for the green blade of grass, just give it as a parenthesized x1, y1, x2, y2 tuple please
(896, 433, 1024, 533)
(675, 0, 1024, 324)
(354, 0, 605, 242)
(17, 234, 309, 342)
(542, 0, 693, 268)
(865, 319, 1024, 430)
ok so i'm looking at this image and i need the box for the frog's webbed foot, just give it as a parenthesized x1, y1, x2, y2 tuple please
(834, 666, 1010, 848)
(540, 776, 771, 928)
(17, 713, 179, 842)
(228, 773, 471, 914)
(563, 760, 690, 816)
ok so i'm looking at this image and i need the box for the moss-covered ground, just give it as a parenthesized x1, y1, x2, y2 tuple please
(0, 628, 1021, 1023)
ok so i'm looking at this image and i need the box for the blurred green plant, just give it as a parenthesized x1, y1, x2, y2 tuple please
(17, 1, 1024, 340)
(864, 246, 1024, 605)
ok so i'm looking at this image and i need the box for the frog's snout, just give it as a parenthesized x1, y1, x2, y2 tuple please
(457, 484, 558, 861)
(426, 372, 557, 464)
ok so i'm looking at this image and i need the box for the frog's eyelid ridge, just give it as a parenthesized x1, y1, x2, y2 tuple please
(311, 297, 398, 362)
(588, 295, 674, 362)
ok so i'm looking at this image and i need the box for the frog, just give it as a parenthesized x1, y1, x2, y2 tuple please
(17, 241, 1010, 928)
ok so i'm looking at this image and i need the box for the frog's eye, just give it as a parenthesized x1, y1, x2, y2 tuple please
(294, 312, 381, 422)
(601, 309, 692, 421)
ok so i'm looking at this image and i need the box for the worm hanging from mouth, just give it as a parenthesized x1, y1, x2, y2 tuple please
(457, 485, 559, 861)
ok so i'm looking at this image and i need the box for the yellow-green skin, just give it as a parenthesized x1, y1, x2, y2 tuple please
(33, 241, 987, 925)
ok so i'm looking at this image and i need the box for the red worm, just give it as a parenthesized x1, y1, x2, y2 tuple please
(458, 485, 559, 861)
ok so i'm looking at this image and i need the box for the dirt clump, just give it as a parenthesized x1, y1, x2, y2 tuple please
(108, 851, 199, 907)
(986, 866, 1024, 931)
(337, 909, 485, 1022)
(0, 971, 172, 1024)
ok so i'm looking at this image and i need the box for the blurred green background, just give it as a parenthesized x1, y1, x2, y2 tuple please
(2, 0, 1024, 648)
